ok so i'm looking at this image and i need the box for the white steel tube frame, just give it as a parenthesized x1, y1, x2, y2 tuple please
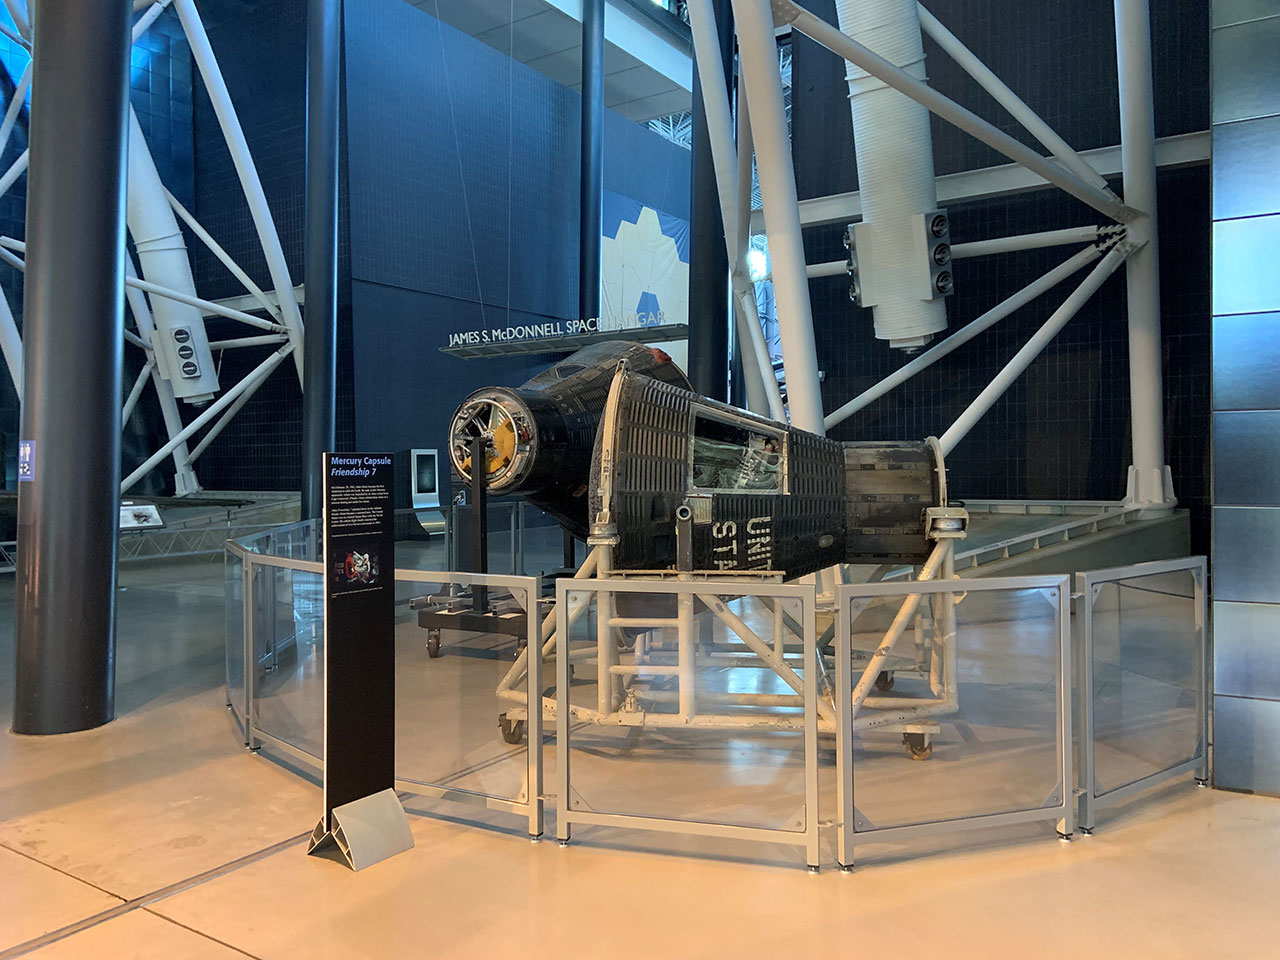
(775, 0, 1137, 224)
(174, 0, 306, 381)
(938, 242, 1131, 455)
(686, 0, 784, 419)
(123, 251, 201, 494)
(122, 343, 296, 491)
(916, 4, 1114, 194)
(825, 243, 1104, 429)
(805, 224, 1112, 279)
(730, 0, 826, 433)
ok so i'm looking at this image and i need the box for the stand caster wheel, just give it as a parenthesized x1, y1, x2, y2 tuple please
(806, 865, 820, 874)
(557, 839, 570, 847)
(1057, 831, 1073, 842)
(498, 713, 526, 744)
(875, 670, 895, 692)
(903, 732, 932, 760)
(426, 629, 441, 659)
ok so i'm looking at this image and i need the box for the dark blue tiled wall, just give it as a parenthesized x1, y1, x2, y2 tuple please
(190, 0, 355, 491)
(186, 0, 689, 487)
(792, 0, 1211, 550)
(344, 0, 690, 456)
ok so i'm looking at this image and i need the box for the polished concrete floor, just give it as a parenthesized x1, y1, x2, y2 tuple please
(1, 557, 1279, 958)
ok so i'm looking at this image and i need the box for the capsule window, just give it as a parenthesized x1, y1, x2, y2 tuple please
(690, 412, 785, 494)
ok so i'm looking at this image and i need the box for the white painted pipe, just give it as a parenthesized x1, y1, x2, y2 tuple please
(184, 367, 271, 464)
(807, 225, 1108, 275)
(0, 287, 21, 394)
(850, 541, 948, 715)
(132, 0, 172, 43)
(121, 358, 155, 428)
(1114, 0, 1169, 506)
(0, 150, 28, 199)
(208, 334, 289, 350)
(129, 276, 283, 332)
(0, 22, 25, 50)
(124, 252, 201, 494)
(939, 243, 1129, 455)
(122, 344, 294, 491)
(951, 225, 1105, 259)
(825, 243, 1103, 429)
(2, 0, 29, 40)
(164, 187, 281, 320)
(0, 238, 281, 334)
(916, 4, 1113, 194)
(834, 0, 946, 348)
(776, 0, 1137, 223)
(174, 0, 305, 382)
(730, 0, 826, 433)
(127, 108, 221, 402)
(734, 87, 786, 420)
(687, 0, 779, 418)
(0, 62, 31, 158)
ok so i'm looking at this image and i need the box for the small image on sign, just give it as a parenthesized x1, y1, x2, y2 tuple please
(343, 550, 379, 586)
(17, 440, 33, 482)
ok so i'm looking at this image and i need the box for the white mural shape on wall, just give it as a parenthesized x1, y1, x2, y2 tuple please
(599, 190, 689, 336)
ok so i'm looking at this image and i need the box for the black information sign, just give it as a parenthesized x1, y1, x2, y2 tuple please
(321, 452, 396, 827)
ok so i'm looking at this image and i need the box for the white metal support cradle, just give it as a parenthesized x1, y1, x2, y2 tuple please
(0, 0, 306, 496)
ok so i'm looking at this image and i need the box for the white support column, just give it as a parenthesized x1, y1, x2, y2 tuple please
(687, 0, 777, 418)
(1115, 0, 1173, 509)
(730, 0, 826, 433)
(174, 0, 305, 382)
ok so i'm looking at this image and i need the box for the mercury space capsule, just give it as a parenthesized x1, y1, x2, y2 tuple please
(448, 341, 954, 580)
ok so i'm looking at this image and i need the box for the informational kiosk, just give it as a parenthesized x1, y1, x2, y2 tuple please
(307, 452, 413, 870)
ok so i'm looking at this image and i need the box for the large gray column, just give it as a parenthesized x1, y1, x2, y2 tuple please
(301, 0, 341, 519)
(579, 0, 604, 322)
(687, 0, 733, 402)
(14, 0, 133, 734)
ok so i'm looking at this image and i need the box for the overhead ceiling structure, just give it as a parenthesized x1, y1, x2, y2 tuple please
(410, 0, 693, 123)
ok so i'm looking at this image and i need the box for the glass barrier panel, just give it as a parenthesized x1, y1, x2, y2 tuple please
(847, 583, 1065, 832)
(445, 503, 524, 576)
(1090, 568, 1200, 796)
(251, 564, 325, 760)
(562, 586, 811, 833)
(225, 549, 245, 722)
(396, 576, 535, 805)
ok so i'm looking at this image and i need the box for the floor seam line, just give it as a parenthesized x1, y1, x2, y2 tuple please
(0, 840, 128, 902)
(0, 831, 310, 959)
(141, 909, 265, 960)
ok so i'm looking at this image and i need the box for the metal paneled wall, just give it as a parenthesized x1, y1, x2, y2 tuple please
(1211, 0, 1280, 794)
